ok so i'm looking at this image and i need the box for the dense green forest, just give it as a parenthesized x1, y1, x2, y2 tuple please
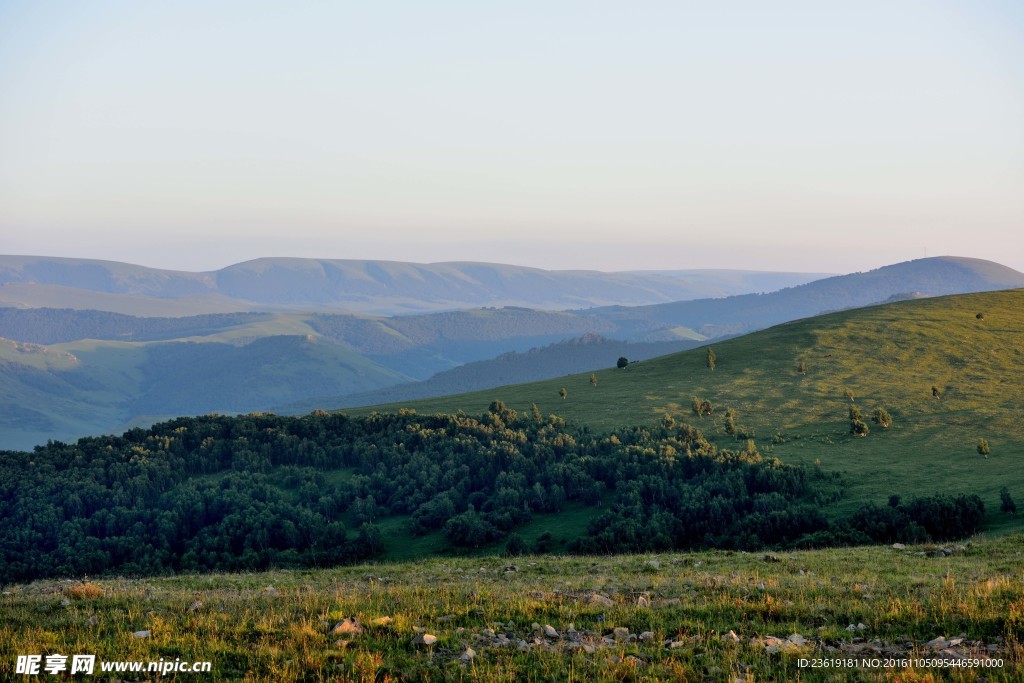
(0, 407, 985, 584)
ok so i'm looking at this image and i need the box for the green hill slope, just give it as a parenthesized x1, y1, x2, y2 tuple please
(354, 289, 1024, 529)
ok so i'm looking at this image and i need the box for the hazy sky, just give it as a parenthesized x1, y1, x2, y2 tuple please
(1, 1, 1022, 274)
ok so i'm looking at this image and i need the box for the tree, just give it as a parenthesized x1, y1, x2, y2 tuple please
(848, 404, 862, 422)
(706, 347, 716, 371)
(530, 403, 543, 423)
(723, 407, 736, 436)
(932, 385, 942, 399)
(1000, 487, 1017, 515)
(617, 357, 629, 369)
(850, 419, 869, 437)
(976, 313, 985, 320)
(590, 373, 597, 387)
(872, 408, 892, 429)
(559, 387, 567, 400)
(843, 387, 855, 402)
(977, 438, 990, 457)
(691, 396, 713, 416)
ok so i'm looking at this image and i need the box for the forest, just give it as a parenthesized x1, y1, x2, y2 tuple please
(0, 405, 985, 584)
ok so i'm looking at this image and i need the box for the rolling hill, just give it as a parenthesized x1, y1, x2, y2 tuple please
(583, 256, 1024, 339)
(1, 256, 1021, 451)
(352, 289, 1024, 533)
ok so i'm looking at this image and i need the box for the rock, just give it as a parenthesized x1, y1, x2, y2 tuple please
(543, 624, 559, 638)
(639, 631, 654, 641)
(635, 594, 651, 609)
(531, 622, 541, 632)
(788, 633, 807, 646)
(756, 582, 766, 591)
(460, 647, 475, 664)
(61, 598, 71, 606)
(892, 543, 906, 550)
(846, 624, 857, 632)
(263, 586, 279, 597)
(86, 615, 98, 626)
(613, 626, 630, 641)
(187, 600, 203, 613)
(646, 559, 661, 569)
(371, 616, 393, 626)
(589, 593, 614, 607)
(331, 618, 362, 637)
(583, 644, 596, 654)
(413, 633, 438, 646)
(694, 560, 704, 567)
(437, 614, 456, 623)
(763, 554, 781, 563)
(926, 637, 948, 649)
(133, 630, 150, 639)
(857, 623, 867, 631)
(624, 654, 645, 666)
(723, 630, 740, 643)
(949, 638, 964, 647)
(668, 640, 687, 649)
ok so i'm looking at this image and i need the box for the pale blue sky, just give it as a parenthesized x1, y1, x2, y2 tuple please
(1, 1, 1022, 273)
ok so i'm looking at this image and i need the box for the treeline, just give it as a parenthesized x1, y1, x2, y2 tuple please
(0, 406, 985, 583)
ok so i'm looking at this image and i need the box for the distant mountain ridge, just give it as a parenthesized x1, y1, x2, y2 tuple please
(0, 255, 833, 316)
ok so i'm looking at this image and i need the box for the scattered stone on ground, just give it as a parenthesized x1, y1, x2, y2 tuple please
(331, 618, 362, 638)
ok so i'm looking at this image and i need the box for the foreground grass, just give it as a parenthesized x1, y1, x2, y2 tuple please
(3, 537, 1022, 681)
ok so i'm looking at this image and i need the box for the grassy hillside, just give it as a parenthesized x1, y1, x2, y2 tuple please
(2, 537, 1020, 681)
(355, 290, 1024, 532)
(279, 334, 705, 414)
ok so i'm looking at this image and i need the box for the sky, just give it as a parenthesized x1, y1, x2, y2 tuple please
(0, 0, 1022, 274)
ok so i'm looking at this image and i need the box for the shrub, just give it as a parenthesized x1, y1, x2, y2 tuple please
(977, 438, 990, 456)
(504, 533, 526, 557)
(872, 408, 893, 428)
(691, 397, 714, 416)
(67, 583, 104, 600)
(616, 356, 629, 369)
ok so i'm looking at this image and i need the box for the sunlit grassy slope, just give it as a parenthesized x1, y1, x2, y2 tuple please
(353, 290, 1024, 531)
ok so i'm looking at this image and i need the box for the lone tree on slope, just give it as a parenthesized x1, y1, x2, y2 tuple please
(1000, 487, 1017, 515)
(706, 347, 716, 371)
(617, 356, 629, 369)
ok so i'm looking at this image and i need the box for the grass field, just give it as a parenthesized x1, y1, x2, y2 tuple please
(354, 290, 1024, 534)
(2, 535, 1021, 681)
